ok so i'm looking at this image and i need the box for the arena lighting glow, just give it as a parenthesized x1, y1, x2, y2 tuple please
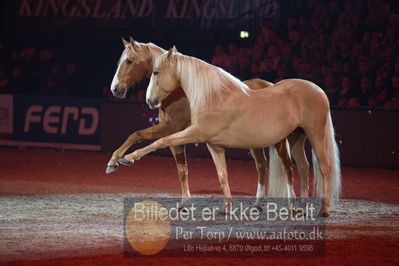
(240, 31, 249, 38)
(148, 117, 159, 123)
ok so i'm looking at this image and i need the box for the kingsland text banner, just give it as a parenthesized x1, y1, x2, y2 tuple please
(11, 0, 279, 29)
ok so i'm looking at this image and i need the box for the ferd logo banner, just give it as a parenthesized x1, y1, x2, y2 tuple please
(14, 95, 104, 145)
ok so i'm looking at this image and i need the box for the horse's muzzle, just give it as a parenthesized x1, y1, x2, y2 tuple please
(147, 98, 160, 110)
(112, 88, 127, 99)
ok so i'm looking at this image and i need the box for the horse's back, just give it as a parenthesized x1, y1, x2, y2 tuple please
(246, 78, 330, 130)
(275, 79, 328, 101)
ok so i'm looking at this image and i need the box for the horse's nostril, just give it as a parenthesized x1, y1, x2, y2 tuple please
(112, 88, 126, 98)
(148, 98, 160, 109)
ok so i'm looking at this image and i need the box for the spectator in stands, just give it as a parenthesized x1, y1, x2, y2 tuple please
(375, 76, 390, 106)
(9, 66, 28, 94)
(227, 43, 239, 75)
(9, 49, 21, 69)
(259, 58, 277, 82)
(364, 0, 387, 31)
(65, 62, 79, 96)
(288, 31, 301, 54)
(342, 62, 352, 77)
(231, 0, 399, 108)
(275, 66, 288, 82)
(337, 76, 355, 107)
(384, 75, 399, 109)
(324, 75, 339, 104)
(20, 47, 39, 91)
(251, 47, 263, 66)
(286, 17, 297, 32)
(41, 64, 68, 96)
(211, 45, 233, 73)
(237, 56, 251, 81)
(250, 63, 260, 79)
(280, 45, 293, 72)
(356, 77, 374, 106)
(38, 49, 54, 75)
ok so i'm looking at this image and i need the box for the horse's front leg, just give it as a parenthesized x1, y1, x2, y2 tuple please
(120, 125, 203, 164)
(206, 144, 232, 214)
(170, 145, 192, 208)
(106, 121, 177, 173)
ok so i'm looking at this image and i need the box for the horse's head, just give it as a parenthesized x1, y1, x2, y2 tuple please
(146, 47, 178, 109)
(110, 37, 152, 99)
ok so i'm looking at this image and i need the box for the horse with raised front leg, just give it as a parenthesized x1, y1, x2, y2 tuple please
(121, 48, 341, 216)
(107, 38, 309, 211)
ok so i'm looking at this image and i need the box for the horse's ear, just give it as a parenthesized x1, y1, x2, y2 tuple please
(122, 37, 129, 47)
(172, 45, 178, 53)
(130, 37, 139, 52)
(167, 47, 174, 60)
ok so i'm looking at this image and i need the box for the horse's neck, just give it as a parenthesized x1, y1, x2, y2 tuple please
(177, 60, 244, 114)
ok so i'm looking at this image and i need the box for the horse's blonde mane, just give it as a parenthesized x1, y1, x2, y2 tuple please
(173, 54, 249, 111)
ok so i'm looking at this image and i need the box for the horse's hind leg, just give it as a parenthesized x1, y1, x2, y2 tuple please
(206, 144, 232, 214)
(250, 148, 267, 207)
(288, 132, 309, 198)
(306, 133, 332, 217)
(275, 139, 295, 198)
(170, 145, 190, 206)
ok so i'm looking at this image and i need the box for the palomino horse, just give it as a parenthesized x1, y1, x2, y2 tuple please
(120, 48, 341, 216)
(107, 38, 309, 206)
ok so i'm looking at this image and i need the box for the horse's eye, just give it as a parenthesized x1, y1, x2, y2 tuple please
(126, 59, 133, 65)
(153, 71, 159, 75)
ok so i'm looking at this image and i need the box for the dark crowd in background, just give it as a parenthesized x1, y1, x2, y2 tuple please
(0, 44, 79, 97)
(211, 0, 399, 109)
(1, 0, 399, 109)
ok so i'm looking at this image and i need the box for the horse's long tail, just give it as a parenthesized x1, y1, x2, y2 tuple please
(313, 113, 341, 205)
(268, 144, 290, 197)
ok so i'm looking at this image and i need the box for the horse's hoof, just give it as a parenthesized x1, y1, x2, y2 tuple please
(216, 206, 230, 215)
(178, 198, 192, 211)
(319, 211, 330, 218)
(253, 199, 263, 211)
(290, 208, 306, 217)
(105, 164, 118, 174)
(118, 158, 133, 166)
(253, 205, 263, 212)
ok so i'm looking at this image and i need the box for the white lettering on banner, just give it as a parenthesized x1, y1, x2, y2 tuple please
(24, 105, 43, 132)
(23, 105, 99, 136)
(61, 107, 79, 134)
(17, 0, 277, 19)
(43, 106, 61, 134)
(79, 107, 99, 135)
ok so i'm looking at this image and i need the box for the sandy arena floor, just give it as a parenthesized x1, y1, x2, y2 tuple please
(0, 147, 398, 265)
